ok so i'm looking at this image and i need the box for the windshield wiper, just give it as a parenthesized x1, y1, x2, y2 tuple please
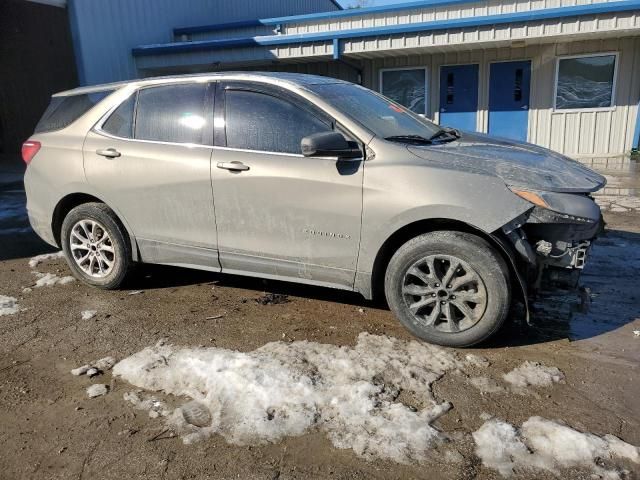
(428, 127, 461, 142)
(384, 135, 433, 144)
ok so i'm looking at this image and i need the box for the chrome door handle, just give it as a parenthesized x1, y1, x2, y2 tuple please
(217, 161, 249, 172)
(96, 148, 121, 158)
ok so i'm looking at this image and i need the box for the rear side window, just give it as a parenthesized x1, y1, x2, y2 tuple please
(225, 90, 330, 154)
(135, 84, 209, 144)
(102, 95, 135, 138)
(35, 91, 113, 133)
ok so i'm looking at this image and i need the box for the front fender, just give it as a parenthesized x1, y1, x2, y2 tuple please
(357, 159, 532, 275)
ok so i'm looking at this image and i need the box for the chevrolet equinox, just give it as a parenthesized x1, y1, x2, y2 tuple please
(23, 72, 605, 346)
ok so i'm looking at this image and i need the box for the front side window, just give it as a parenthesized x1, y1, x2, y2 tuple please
(380, 68, 427, 115)
(135, 83, 209, 144)
(225, 90, 330, 154)
(555, 54, 616, 110)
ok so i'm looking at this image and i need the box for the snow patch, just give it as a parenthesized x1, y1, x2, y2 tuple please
(87, 384, 108, 398)
(113, 333, 462, 463)
(503, 361, 564, 389)
(33, 272, 75, 288)
(473, 416, 639, 478)
(0, 295, 20, 316)
(81, 310, 97, 320)
(28, 251, 64, 269)
(469, 376, 505, 393)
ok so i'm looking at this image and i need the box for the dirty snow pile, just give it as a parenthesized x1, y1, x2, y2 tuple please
(26, 251, 75, 288)
(473, 416, 640, 479)
(503, 361, 565, 389)
(28, 251, 64, 268)
(0, 295, 20, 316)
(113, 333, 462, 463)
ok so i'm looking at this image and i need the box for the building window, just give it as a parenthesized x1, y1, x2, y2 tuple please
(380, 68, 427, 115)
(554, 54, 617, 110)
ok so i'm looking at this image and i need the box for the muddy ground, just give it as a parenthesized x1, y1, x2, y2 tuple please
(0, 160, 639, 480)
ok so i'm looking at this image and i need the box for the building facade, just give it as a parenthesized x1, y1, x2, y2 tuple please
(68, 0, 342, 86)
(128, 0, 640, 157)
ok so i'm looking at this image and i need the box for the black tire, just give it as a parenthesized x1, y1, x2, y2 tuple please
(61, 202, 131, 289)
(384, 231, 510, 347)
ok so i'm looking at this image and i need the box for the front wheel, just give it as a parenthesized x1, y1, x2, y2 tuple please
(61, 202, 132, 289)
(384, 231, 510, 347)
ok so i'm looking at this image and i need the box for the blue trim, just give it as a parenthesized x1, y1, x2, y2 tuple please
(174, 19, 263, 36)
(133, 1, 640, 57)
(172, 0, 486, 36)
(333, 38, 340, 60)
(634, 100, 640, 150)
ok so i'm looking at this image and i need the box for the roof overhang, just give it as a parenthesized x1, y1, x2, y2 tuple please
(134, 0, 640, 58)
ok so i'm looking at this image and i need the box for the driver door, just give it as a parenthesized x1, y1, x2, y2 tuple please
(211, 82, 364, 289)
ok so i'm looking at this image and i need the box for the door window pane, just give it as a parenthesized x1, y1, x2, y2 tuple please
(102, 95, 135, 138)
(225, 90, 330, 154)
(380, 68, 427, 115)
(555, 55, 616, 110)
(135, 84, 209, 144)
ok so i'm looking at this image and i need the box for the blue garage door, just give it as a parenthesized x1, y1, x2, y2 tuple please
(439, 64, 479, 131)
(488, 60, 531, 142)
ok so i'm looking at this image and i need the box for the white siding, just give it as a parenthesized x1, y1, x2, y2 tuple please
(283, 0, 618, 35)
(358, 36, 640, 157)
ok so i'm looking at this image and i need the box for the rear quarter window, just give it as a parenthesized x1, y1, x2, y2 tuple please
(35, 91, 113, 133)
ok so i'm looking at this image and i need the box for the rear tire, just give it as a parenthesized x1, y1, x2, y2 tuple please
(384, 231, 510, 347)
(61, 203, 131, 289)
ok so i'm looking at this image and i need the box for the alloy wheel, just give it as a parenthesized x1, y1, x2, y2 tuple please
(69, 219, 115, 278)
(401, 254, 488, 333)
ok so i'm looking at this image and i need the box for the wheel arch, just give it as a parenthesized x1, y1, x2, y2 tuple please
(367, 218, 528, 318)
(52, 193, 140, 261)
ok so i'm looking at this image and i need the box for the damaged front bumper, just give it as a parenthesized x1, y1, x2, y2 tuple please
(500, 191, 603, 292)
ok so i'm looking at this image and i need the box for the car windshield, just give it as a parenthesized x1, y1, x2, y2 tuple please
(308, 83, 441, 140)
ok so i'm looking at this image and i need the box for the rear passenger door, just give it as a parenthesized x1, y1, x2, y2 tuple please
(84, 82, 220, 270)
(211, 82, 364, 289)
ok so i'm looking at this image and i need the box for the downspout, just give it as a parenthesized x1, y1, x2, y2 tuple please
(633, 98, 640, 151)
(332, 39, 363, 85)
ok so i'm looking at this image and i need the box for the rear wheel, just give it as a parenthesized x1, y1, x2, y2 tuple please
(61, 203, 131, 289)
(384, 231, 510, 347)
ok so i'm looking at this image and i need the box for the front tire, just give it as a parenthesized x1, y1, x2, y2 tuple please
(384, 231, 510, 347)
(61, 203, 131, 289)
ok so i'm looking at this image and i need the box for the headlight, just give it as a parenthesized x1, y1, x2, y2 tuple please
(509, 188, 550, 209)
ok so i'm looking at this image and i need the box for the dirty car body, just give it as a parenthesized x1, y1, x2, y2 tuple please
(23, 72, 605, 347)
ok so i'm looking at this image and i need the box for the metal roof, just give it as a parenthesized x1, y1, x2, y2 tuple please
(134, 0, 640, 57)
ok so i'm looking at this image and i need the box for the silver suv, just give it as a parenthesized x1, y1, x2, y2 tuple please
(23, 72, 605, 347)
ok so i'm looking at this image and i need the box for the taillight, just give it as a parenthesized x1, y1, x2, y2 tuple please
(22, 140, 41, 165)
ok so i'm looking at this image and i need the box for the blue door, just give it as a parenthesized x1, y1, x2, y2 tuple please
(439, 64, 479, 131)
(488, 60, 531, 142)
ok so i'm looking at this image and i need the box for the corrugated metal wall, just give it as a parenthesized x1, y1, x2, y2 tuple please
(68, 0, 340, 86)
(358, 36, 640, 157)
(284, 0, 618, 35)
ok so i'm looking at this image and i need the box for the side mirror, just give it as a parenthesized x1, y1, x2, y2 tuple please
(301, 131, 361, 159)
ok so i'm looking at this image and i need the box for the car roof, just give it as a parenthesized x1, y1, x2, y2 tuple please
(53, 72, 349, 97)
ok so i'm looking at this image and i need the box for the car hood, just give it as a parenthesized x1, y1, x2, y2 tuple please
(407, 132, 606, 193)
